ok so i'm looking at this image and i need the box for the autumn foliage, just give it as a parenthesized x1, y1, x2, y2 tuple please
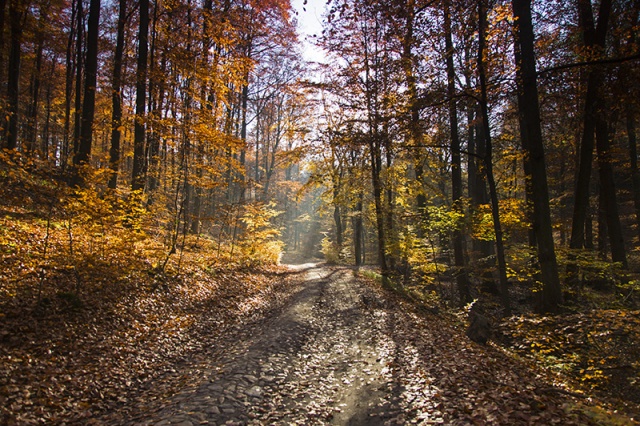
(0, 152, 297, 424)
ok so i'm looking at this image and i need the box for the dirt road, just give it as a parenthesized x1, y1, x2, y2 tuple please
(129, 263, 594, 426)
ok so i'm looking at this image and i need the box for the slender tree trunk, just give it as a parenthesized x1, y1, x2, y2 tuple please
(72, 0, 100, 183)
(0, 0, 7, 85)
(108, 0, 126, 189)
(444, 1, 471, 305)
(478, 0, 510, 315)
(132, 0, 149, 192)
(240, 81, 249, 201)
(512, 0, 562, 312)
(569, 0, 612, 249)
(401, 0, 426, 219)
(354, 195, 363, 266)
(595, 116, 627, 266)
(72, 0, 83, 158)
(26, 11, 45, 154)
(627, 109, 640, 243)
(370, 137, 388, 274)
(5, 0, 24, 150)
(384, 136, 395, 270)
(62, 1, 76, 166)
(333, 180, 343, 248)
(41, 56, 55, 158)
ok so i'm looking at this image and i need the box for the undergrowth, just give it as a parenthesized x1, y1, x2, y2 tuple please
(0, 152, 292, 424)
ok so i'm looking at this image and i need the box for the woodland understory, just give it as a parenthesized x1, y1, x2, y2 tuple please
(0, 152, 638, 425)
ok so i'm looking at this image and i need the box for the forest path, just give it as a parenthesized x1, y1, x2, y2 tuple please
(129, 264, 592, 426)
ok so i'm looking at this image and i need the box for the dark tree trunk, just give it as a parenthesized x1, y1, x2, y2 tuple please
(478, 0, 510, 315)
(41, 56, 55, 158)
(62, 0, 77, 166)
(385, 137, 395, 270)
(239, 81, 249, 201)
(333, 181, 343, 248)
(401, 0, 426, 218)
(72, 0, 100, 183)
(0, 0, 7, 84)
(353, 195, 363, 266)
(595, 117, 627, 266)
(627, 109, 640, 243)
(512, 0, 562, 313)
(444, 1, 471, 305)
(148, 28, 167, 197)
(108, 0, 127, 189)
(334, 204, 343, 248)
(5, 0, 24, 150)
(26, 11, 45, 154)
(370, 137, 388, 274)
(132, 0, 149, 192)
(72, 0, 83, 158)
(569, 0, 612, 249)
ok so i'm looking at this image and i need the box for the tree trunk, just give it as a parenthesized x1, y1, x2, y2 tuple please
(595, 116, 627, 266)
(62, 0, 76, 166)
(333, 181, 343, 248)
(0, 0, 7, 85)
(444, 1, 471, 305)
(108, 0, 126, 189)
(72, 0, 100, 185)
(353, 195, 363, 266)
(569, 0, 612, 249)
(512, 0, 562, 313)
(627, 108, 640, 243)
(478, 0, 510, 315)
(41, 56, 55, 158)
(72, 0, 83, 158)
(370, 137, 388, 274)
(132, 0, 149, 192)
(26, 11, 45, 154)
(5, 0, 24, 150)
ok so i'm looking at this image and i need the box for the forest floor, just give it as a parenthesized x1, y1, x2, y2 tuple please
(90, 261, 635, 425)
(0, 255, 635, 426)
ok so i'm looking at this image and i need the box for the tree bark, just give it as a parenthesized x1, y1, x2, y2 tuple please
(353, 195, 363, 266)
(569, 0, 612, 249)
(74, 0, 100, 164)
(370, 136, 388, 274)
(72, 0, 100, 185)
(108, 0, 127, 189)
(72, 0, 83, 158)
(0, 0, 7, 85)
(627, 108, 640, 243)
(595, 116, 627, 266)
(444, 1, 471, 305)
(132, 0, 149, 192)
(62, 0, 77, 166)
(478, 0, 510, 315)
(26, 9, 45, 154)
(5, 0, 25, 150)
(512, 0, 562, 313)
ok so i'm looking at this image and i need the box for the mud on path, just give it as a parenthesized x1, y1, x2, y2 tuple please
(125, 264, 596, 426)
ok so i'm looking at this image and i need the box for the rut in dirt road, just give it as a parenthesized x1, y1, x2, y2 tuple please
(132, 263, 594, 426)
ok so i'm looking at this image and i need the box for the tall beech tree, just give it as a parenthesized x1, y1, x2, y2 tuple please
(4, 0, 27, 150)
(444, 0, 471, 305)
(132, 0, 149, 192)
(108, 0, 128, 189)
(72, 0, 101, 184)
(477, 0, 510, 315)
(511, 0, 562, 312)
(569, 0, 612, 251)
